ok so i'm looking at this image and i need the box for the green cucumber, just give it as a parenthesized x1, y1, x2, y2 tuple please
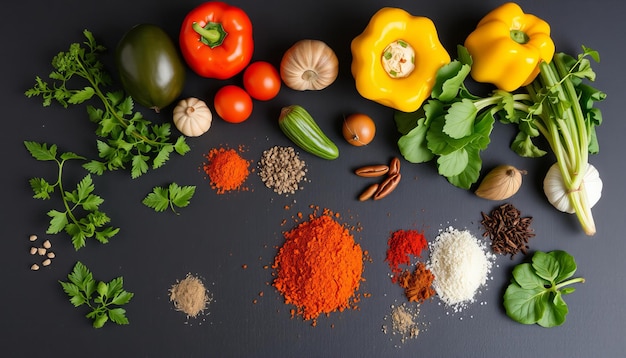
(278, 105, 339, 160)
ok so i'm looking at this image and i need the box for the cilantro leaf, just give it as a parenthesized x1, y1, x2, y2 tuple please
(59, 262, 133, 329)
(142, 187, 170, 212)
(142, 183, 196, 214)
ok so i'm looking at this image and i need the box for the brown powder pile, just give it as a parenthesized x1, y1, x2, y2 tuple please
(397, 262, 436, 303)
(169, 274, 211, 318)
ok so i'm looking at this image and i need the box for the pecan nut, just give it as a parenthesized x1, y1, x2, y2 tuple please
(355, 165, 389, 177)
(373, 173, 401, 200)
(358, 183, 380, 201)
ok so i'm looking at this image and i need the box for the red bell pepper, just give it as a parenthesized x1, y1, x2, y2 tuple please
(179, 1, 254, 79)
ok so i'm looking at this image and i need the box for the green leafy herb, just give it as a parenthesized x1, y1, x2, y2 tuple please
(395, 45, 531, 189)
(25, 141, 119, 250)
(142, 182, 196, 214)
(59, 261, 134, 328)
(24, 29, 190, 179)
(503, 250, 584, 327)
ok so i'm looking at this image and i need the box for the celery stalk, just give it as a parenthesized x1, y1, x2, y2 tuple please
(526, 53, 598, 235)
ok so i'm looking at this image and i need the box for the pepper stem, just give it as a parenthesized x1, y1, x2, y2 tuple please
(192, 22, 227, 48)
(510, 29, 530, 44)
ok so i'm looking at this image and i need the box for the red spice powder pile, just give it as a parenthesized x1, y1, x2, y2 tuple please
(272, 208, 365, 326)
(385, 229, 428, 283)
(202, 147, 251, 194)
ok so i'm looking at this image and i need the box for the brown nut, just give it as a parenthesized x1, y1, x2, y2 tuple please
(355, 165, 389, 178)
(388, 157, 401, 176)
(358, 183, 379, 201)
(373, 173, 401, 200)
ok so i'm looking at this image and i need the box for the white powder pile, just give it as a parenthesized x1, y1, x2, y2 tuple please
(428, 226, 495, 312)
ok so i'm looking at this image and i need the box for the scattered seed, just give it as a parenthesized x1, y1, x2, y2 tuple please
(43, 240, 51, 249)
(30, 247, 38, 255)
(258, 146, 308, 195)
(47, 252, 56, 259)
(29, 234, 38, 242)
(42, 259, 52, 266)
(31, 264, 40, 271)
(37, 247, 47, 256)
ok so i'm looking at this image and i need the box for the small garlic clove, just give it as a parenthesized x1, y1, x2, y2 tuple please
(475, 165, 526, 201)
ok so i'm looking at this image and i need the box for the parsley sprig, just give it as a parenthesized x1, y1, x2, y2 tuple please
(142, 182, 196, 214)
(24, 29, 190, 179)
(25, 141, 119, 250)
(60, 261, 134, 328)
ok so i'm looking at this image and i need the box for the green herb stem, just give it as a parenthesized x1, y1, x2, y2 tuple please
(554, 277, 586, 290)
(54, 157, 80, 228)
(72, 53, 164, 149)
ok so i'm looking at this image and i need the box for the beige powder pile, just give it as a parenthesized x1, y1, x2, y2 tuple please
(169, 273, 211, 318)
(382, 302, 422, 346)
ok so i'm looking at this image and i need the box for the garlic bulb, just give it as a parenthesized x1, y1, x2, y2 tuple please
(475, 165, 526, 200)
(543, 163, 602, 213)
(280, 39, 339, 91)
(172, 97, 212, 137)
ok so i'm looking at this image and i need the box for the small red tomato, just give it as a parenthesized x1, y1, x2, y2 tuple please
(214, 85, 253, 123)
(243, 61, 281, 101)
(342, 113, 376, 146)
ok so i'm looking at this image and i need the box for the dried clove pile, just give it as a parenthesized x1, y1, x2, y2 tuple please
(481, 203, 535, 258)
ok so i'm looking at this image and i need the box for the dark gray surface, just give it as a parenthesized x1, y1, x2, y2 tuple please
(2, 0, 625, 357)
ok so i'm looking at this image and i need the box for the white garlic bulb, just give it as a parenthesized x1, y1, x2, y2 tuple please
(543, 163, 602, 213)
(172, 97, 212, 137)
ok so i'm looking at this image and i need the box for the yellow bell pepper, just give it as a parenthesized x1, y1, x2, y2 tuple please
(351, 7, 450, 113)
(464, 2, 555, 92)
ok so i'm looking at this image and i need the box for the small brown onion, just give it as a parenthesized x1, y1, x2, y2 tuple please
(342, 113, 376, 146)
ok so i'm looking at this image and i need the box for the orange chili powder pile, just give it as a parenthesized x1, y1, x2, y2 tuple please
(272, 208, 364, 326)
(385, 229, 427, 283)
(202, 147, 251, 194)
